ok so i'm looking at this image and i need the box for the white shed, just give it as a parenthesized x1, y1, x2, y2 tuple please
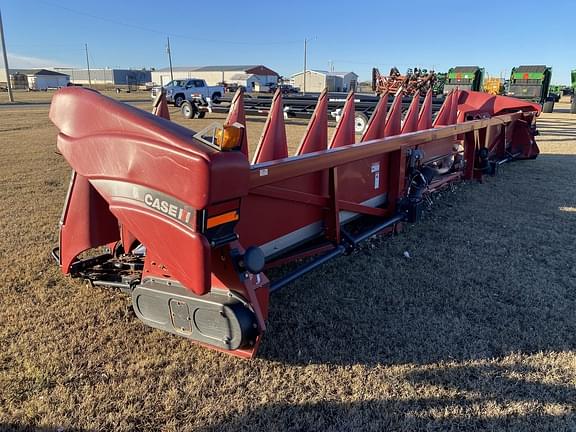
(291, 70, 358, 93)
(26, 69, 70, 90)
(332, 72, 358, 92)
(228, 73, 261, 91)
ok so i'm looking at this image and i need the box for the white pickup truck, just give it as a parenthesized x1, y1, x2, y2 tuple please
(150, 79, 224, 107)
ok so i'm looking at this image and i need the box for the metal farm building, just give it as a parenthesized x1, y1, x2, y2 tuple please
(53, 68, 152, 87)
(151, 65, 279, 90)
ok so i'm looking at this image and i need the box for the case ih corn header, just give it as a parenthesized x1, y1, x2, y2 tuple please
(50, 86, 540, 358)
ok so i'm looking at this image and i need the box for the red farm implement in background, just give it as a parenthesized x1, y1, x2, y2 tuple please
(372, 67, 437, 96)
(50, 86, 540, 358)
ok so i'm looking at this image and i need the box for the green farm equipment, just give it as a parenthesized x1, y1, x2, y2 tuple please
(508, 65, 554, 113)
(443, 66, 484, 95)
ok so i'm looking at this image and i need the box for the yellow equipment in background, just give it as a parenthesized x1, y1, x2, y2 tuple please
(484, 77, 504, 95)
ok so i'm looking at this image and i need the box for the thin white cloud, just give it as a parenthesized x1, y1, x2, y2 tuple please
(2, 52, 76, 69)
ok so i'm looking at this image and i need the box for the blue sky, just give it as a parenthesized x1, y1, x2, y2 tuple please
(1, 0, 575, 84)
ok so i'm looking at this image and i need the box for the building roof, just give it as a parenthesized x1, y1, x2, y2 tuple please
(229, 73, 256, 80)
(9, 68, 69, 77)
(194, 65, 263, 72)
(53, 67, 151, 73)
(332, 71, 358, 77)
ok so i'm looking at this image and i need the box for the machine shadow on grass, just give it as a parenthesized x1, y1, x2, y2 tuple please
(204, 362, 576, 431)
(258, 155, 576, 367)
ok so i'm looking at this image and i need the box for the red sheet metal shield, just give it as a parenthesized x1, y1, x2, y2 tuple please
(50, 88, 250, 295)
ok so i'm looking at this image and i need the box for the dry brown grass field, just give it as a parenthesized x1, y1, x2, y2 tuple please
(0, 95, 575, 431)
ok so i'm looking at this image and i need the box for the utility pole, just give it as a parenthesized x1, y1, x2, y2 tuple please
(84, 43, 92, 87)
(166, 37, 174, 82)
(303, 38, 307, 94)
(0, 9, 14, 102)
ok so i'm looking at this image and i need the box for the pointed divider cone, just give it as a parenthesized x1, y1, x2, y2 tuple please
(152, 92, 170, 120)
(384, 91, 403, 137)
(361, 92, 388, 142)
(433, 90, 454, 127)
(252, 89, 288, 164)
(295, 88, 328, 155)
(224, 88, 249, 156)
(401, 93, 420, 134)
(449, 89, 459, 124)
(329, 91, 356, 149)
(417, 89, 433, 130)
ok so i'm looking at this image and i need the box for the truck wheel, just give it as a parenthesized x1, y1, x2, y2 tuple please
(197, 111, 206, 119)
(354, 113, 369, 134)
(211, 92, 221, 104)
(571, 99, 576, 114)
(181, 101, 195, 119)
(542, 100, 554, 114)
(174, 94, 185, 107)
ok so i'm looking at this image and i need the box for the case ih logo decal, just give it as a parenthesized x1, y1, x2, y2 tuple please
(88, 180, 195, 227)
(143, 193, 192, 224)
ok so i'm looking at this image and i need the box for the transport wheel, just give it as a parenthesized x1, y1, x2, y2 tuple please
(354, 113, 368, 134)
(181, 101, 195, 119)
(571, 98, 576, 114)
(174, 94, 185, 107)
(197, 111, 206, 119)
(542, 101, 554, 114)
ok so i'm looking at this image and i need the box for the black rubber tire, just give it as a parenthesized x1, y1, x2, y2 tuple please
(174, 94, 185, 107)
(181, 101, 195, 119)
(571, 99, 576, 114)
(542, 101, 554, 114)
(211, 92, 221, 104)
(197, 111, 206, 119)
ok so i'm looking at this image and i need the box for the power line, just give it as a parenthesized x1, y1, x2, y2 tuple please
(166, 37, 173, 82)
(303, 38, 307, 94)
